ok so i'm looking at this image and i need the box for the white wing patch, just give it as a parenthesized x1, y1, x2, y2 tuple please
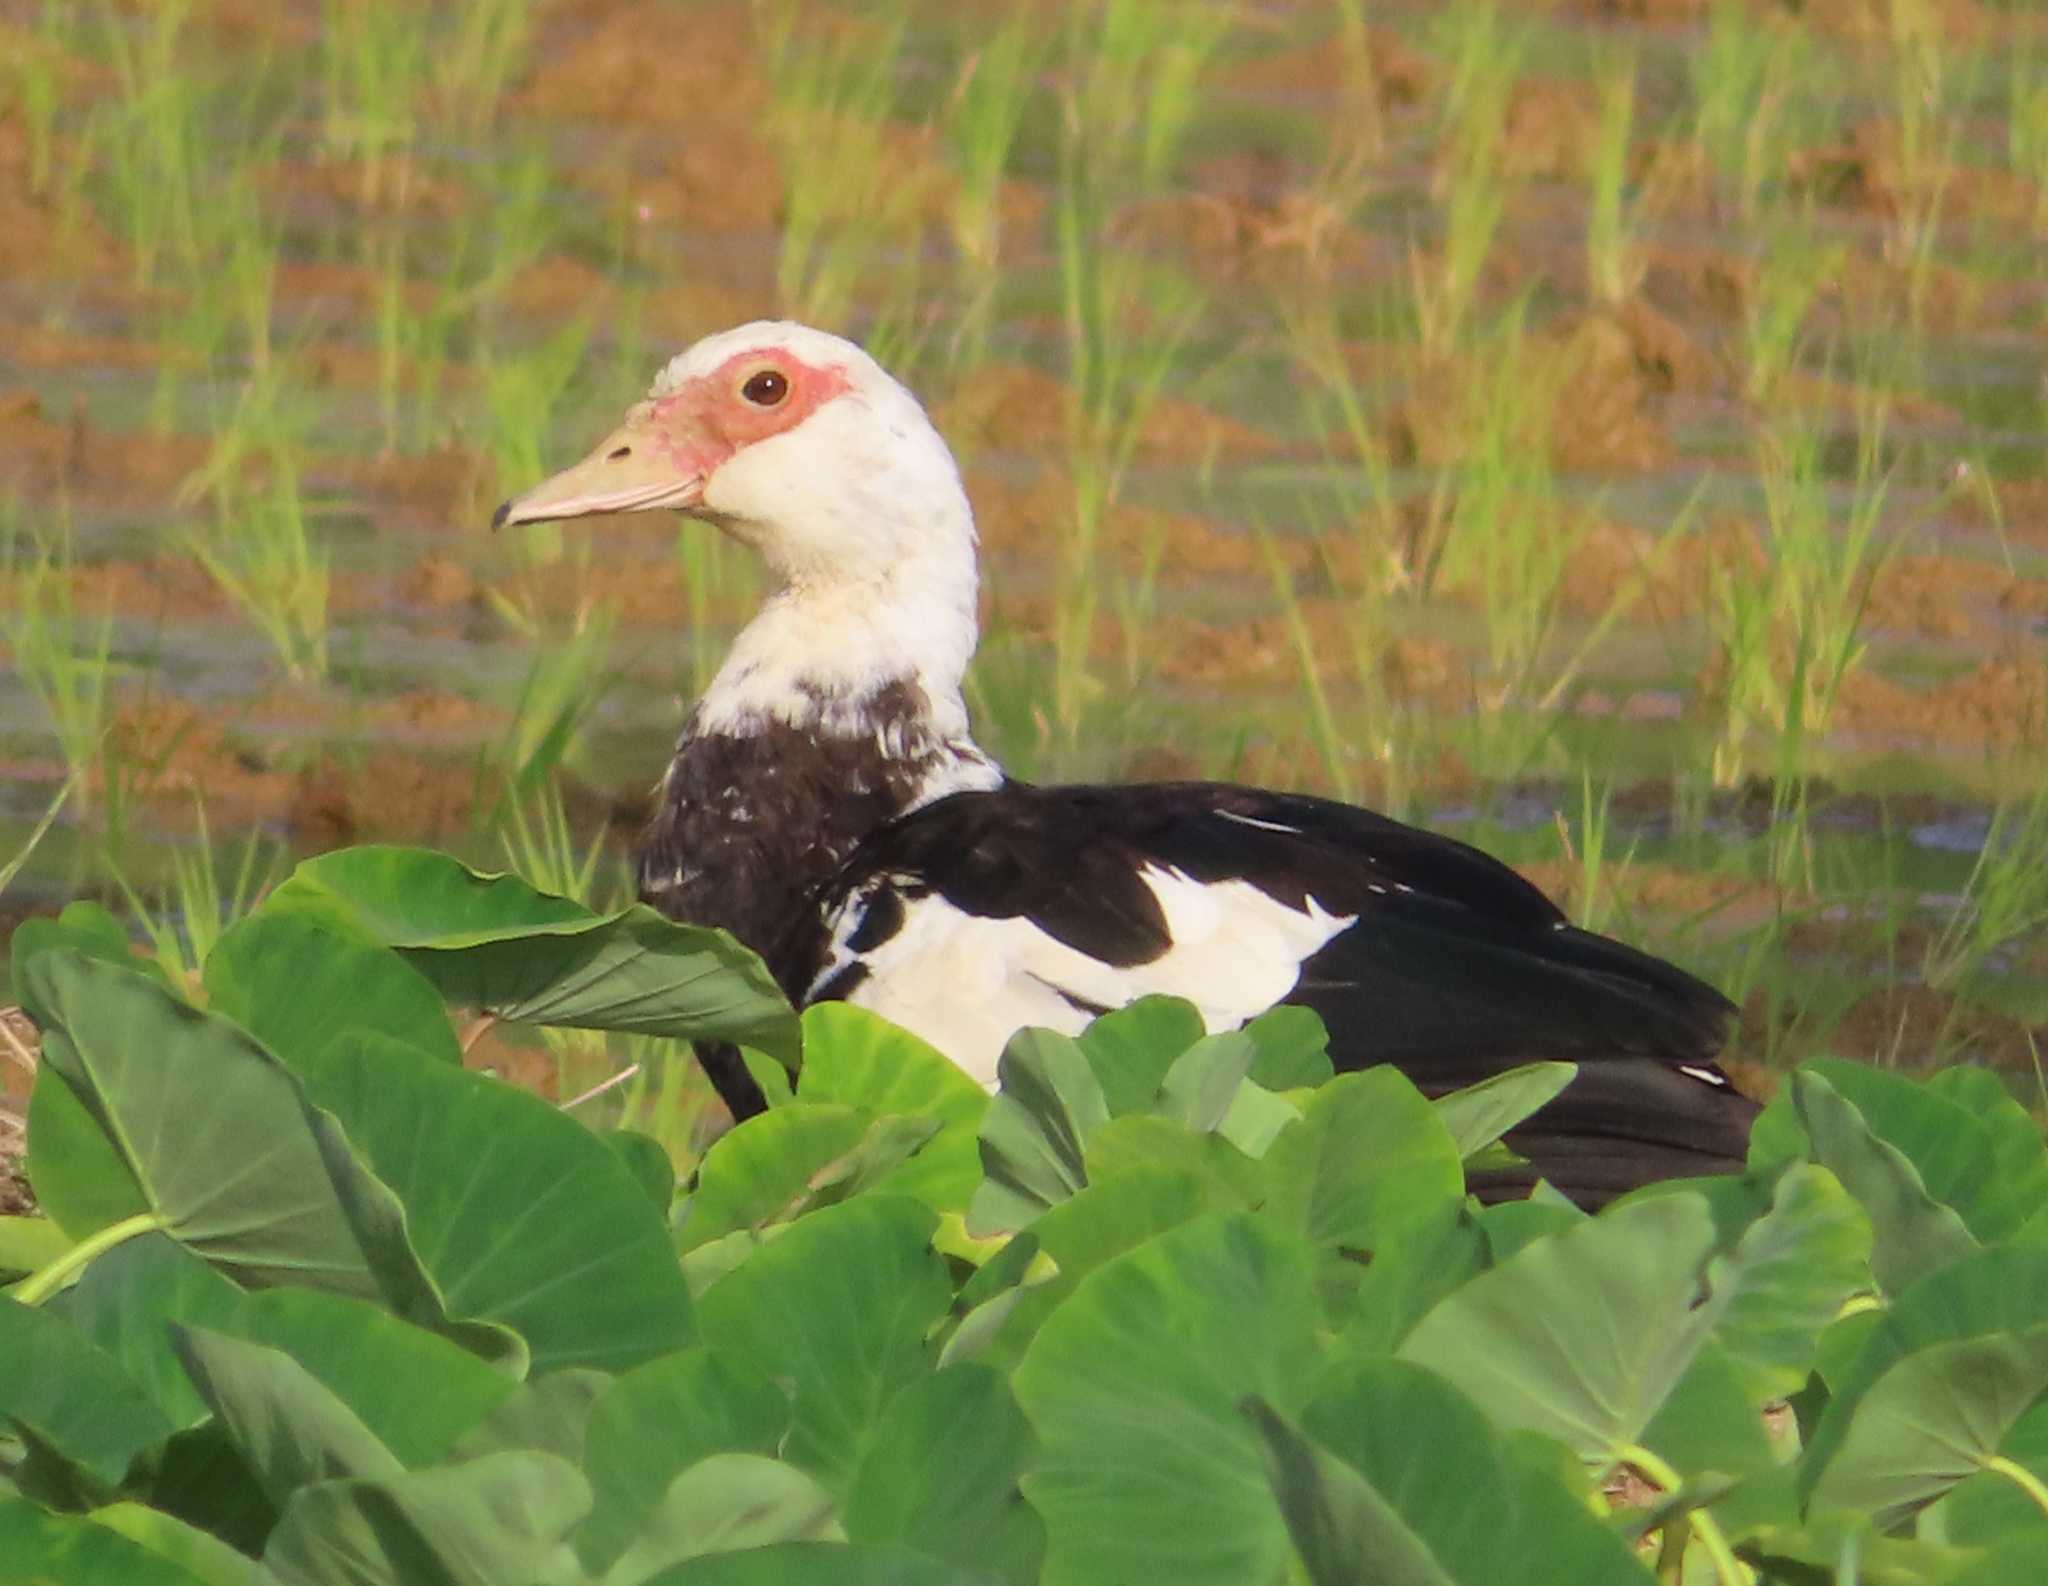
(814, 864, 1355, 1088)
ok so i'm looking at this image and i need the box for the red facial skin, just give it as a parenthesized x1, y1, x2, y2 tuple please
(644, 348, 851, 479)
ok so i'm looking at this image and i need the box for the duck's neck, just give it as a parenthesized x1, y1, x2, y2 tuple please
(637, 554, 1001, 990)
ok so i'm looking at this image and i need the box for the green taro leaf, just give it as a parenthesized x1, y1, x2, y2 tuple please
(1154, 1028, 1260, 1133)
(1343, 1202, 1490, 1355)
(1738, 1520, 1984, 1586)
(1477, 1197, 1584, 1261)
(266, 845, 798, 1064)
(581, 1348, 792, 1573)
(696, 1196, 950, 1488)
(1635, 1343, 1782, 1526)
(675, 1104, 869, 1251)
(136, 1423, 281, 1560)
(1248, 1358, 1653, 1586)
(1803, 1247, 2048, 1528)
(1805, 1060, 2004, 1238)
(1706, 1162, 1874, 1400)
(205, 910, 461, 1070)
(970, 1028, 1111, 1234)
(981, 1163, 1224, 1370)
(603, 1455, 843, 1584)
(295, 1028, 695, 1373)
(1935, 1400, 2048, 1545)
(1398, 1194, 1723, 1465)
(88, 1501, 268, 1586)
(1264, 1067, 1465, 1257)
(1925, 1066, 2048, 1242)
(54, 1234, 248, 1429)
(1014, 1210, 1318, 1586)
(0, 1212, 74, 1282)
(606, 1129, 678, 1212)
(25, 1061, 142, 1243)
(938, 1231, 1045, 1369)
(676, 1104, 939, 1253)
(844, 1362, 1042, 1585)
(0, 1496, 219, 1586)
(1792, 1069, 1979, 1294)
(1239, 1004, 1335, 1092)
(1076, 996, 1205, 1113)
(1806, 1330, 2048, 1531)
(0, 1295, 177, 1488)
(211, 1290, 518, 1467)
(21, 951, 377, 1293)
(1431, 1062, 1577, 1161)
(9, 901, 169, 1020)
(171, 1326, 406, 1508)
(796, 1002, 990, 1210)
(262, 1449, 590, 1586)
(639, 1541, 1004, 1586)
(1079, 1115, 1267, 1208)
(453, 1368, 612, 1465)
(0, 1213, 71, 1286)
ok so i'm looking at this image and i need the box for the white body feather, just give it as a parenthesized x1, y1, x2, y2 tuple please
(815, 866, 1356, 1086)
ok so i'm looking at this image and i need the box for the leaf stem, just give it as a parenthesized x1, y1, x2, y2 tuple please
(1981, 1454, 2048, 1519)
(1621, 1444, 1753, 1586)
(12, 1211, 169, 1305)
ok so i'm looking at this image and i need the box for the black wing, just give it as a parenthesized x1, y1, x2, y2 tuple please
(802, 780, 1756, 1205)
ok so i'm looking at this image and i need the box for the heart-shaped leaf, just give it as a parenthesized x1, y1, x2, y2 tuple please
(1014, 1211, 1318, 1586)
(265, 845, 798, 1064)
(580, 1348, 791, 1573)
(22, 951, 375, 1295)
(1398, 1194, 1724, 1465)
(696, 1196, 949, 1489)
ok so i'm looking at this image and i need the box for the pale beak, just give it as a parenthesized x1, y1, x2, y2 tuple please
(492, 408, 708, 529)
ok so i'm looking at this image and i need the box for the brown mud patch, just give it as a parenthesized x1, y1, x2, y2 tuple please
(1865, 555, 2048, 642)
(1558, 516, 1762, 625)
(1746, 978, 2041, 1077)
(233, 683, 508, 742)
(1788, 0, 1987, 48)
(1110, 180, 1388, 283)
(350, 444, 496, 534)
(0, 106, 123, 281)
(67, 696, 490, 842)
(970, 469, 1310, 586)
(287, 749, 483, 851)
(0, 1008, 31, 1216)
(1497, 79, 1602, 184)
(0, 553, 229, 624)
(1963, 480, 2048, 552)
(7, 324, 174, 375)
(1517, 859, 1789, 937)
(1837, 657, 2048, 751)
(523, 1, 783, 236)
(1387, 303, 1701, 473)
(940, 364, 1285, 466)
(262, 156, 470, 219)
(0, 391, 211, 505)
(366, 690, 507, 738)
(395, 552, 484, 611)
(1224, 25, 1430, 110)
(1153, 608, 1503, 721)
(91, 697, 298, 822)
(272, 259, 435, 320)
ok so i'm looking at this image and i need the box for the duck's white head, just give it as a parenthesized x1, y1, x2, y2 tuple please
(498, 322, 985, 741)
(497, 320, 973, 591)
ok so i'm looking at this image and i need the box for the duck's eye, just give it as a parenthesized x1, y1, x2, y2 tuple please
(741, 369, 789, 407)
